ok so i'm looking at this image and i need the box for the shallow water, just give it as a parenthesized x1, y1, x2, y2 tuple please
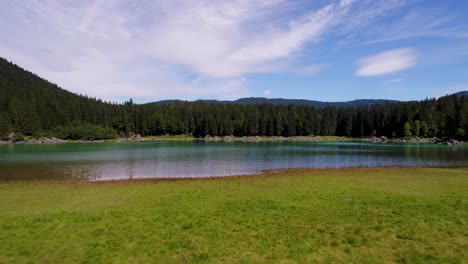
(0, 141, 466, 181)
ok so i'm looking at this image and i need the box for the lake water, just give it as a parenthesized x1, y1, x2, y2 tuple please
(0, 141, 467, 181)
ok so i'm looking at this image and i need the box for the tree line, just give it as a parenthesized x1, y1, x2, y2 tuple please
(1, 58, 467, 140)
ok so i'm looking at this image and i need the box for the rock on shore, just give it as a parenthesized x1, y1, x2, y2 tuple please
(0, 137, 67, 144)
(439, 139, 464, 146)
(362, 136, 388, 143)
(118, 134, 142, 142)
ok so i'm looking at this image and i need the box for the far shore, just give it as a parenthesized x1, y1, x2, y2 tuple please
(0, 134, 465, 146)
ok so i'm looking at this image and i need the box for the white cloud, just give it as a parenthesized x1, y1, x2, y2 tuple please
(0, 0, 424, 101)
(264, 90, 272, 97)
(356, 48, 417, 76)
(145, 0, 356, 78)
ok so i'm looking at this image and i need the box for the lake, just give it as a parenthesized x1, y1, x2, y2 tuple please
(0, 141, 467, 181)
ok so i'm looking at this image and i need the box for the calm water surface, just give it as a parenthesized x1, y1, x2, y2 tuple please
(0, 141, 467, 181)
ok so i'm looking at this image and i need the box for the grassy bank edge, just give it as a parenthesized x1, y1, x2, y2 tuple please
(2, 167, 467, 185)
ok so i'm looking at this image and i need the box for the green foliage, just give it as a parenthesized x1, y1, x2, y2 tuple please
(420, 121, 429, 137)
(147, 113, 166, 135)
(414, 120, 421, 137)
(455, 128, 465, 140)
(11, 132, 25, 142)
(1, 168, 467, 263)
(403, 122, 412, 137)
(0, 114, 9, 140)
(52, 124, 117, 140)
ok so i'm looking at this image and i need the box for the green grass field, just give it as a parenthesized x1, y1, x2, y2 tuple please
(1, 168, 467, 263)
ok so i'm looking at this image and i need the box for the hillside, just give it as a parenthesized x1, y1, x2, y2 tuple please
(455, 91, 468, 97)
(0, 57, 120, 139)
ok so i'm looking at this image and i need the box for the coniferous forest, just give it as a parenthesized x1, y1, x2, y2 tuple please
(1, 57, 467, 141)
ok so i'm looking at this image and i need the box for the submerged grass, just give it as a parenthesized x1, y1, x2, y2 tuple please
(0, 167, 467, 263)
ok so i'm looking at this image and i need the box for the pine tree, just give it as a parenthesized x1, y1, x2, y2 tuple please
(414, 120, 421, 137)
(403, 122, 412, 137)
(0, 113, 9, 140)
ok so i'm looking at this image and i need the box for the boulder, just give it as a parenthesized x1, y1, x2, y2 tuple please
(239, 136, 263, 142)
(362, 136, 385, 143)
(119, 133, 142, 142)
(436, 139, 464, 145)
(223, 136, 234, 142)
(204, 135, 214, 142)
(447, 139, 462, 146)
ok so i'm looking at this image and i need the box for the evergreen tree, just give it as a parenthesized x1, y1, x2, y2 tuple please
(0, 113, 9, 140)
(414, 120, 421, 137)
(403, 122, 412, 137)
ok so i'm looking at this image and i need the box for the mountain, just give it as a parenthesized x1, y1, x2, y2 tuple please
(236, 97, 401, 107)
(146, 97, 402, 108)
(454, 91, 468, 97)
(0, 57, 120, 139)
(147, 91, 468, 107)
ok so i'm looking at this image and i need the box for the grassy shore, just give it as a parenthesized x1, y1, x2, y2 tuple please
(1, 168, 467, 263)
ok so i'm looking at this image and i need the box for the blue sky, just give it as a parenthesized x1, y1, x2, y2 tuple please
(1, 0, 468, 103)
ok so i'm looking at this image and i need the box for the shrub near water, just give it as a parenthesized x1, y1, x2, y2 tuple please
(52, 124, 117, 140)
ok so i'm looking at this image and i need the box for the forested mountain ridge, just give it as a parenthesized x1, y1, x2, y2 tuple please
(0, 58, 121, 140)
(0, 57, 467, 141)
(147, 97, 401, 107)
(454, 91, 468, 97)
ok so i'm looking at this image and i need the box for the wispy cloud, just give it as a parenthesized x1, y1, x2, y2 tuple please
(0, 0, 462, 101)
(145, 0, 357, 78)
(1, 0, 362, 101)
(356, 48, 417, 77)
(360, 8, 468, 45)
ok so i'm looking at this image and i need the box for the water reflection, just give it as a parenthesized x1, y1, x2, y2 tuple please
(0, 141, 466, 181)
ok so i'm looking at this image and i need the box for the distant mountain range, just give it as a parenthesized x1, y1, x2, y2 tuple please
(454, 91, 468, 97)
(146, 91, 467, 108)
(147, 98, 401, 108)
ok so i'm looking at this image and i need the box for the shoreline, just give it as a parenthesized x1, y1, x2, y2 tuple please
(58, 167, 468, 185)
(0, 135, 465, 145)
(2, 167, 467, 185)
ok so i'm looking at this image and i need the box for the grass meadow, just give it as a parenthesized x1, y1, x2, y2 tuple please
(0, 167, 467, 263)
